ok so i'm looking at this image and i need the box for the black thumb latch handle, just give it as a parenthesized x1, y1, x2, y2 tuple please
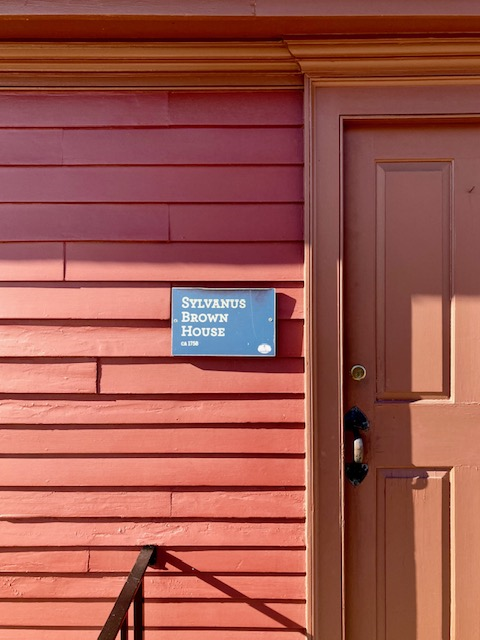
(344, 406, 369, 486)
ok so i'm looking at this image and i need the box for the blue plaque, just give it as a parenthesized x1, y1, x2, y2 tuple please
(172, 288, 276, 357)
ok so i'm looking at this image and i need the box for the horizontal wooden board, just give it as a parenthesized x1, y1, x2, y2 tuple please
(170, 204, 303, 242)
(0, 166, 303, 202)
(0, 92, 170, 126)
(0, 319, 302, 357)
(65, 242, 304, 281)
(0, 204, 169, 241)
(0, 285, 170, 319)
(99, 358, 304, 395)
(0, 243, 63, 280)
(0, 521, 305, 547)
(168, 92, 303, 126)
(93, 548, 306, 574)
(0, 600, 305, 628)
(0, 548, 305, 574)
(0, 457, 304, 487)
(0, 490, 304, 519)
(0, 574, 305, 599)
(61, 127, 303, 165)
(0, 92, 301, 127)
(0, 398, 304, 424)
(0, 360, 96, 393)
(0, 426, 305, 454)
(0, 632, 306, 640)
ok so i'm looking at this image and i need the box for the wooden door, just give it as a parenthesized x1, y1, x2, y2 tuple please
(343, 121, 480, 639)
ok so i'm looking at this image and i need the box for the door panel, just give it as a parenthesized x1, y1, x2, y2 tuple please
(344, 123, 480, 639)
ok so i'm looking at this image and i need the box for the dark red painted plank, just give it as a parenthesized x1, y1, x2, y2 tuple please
(62, 127, 303, 164)
(0, 285, 170, 319)
(0, 129, 62, 163)
(277, 320, 304, 357)
(0, 359, 96, 393)
(168, 91, 303, 125)
(0, 398, 304, 424)
(0, 204, 169, 240)
(0, 243, 63, 280)
(99, 358, 304, 394)
(0, 92, 169, 126)
(0, 166, 303, 202)
(65, 242, 304, 281)
(170, 203, 303, 241)
(0, 426, 305, 454)
(0, 457, 304, 486)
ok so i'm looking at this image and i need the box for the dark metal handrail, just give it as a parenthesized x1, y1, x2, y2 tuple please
(98, 545, 157, 640)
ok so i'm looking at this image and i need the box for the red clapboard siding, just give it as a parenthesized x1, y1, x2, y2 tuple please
(99, 358, 304, 394)
(0, 92, 170, 126)
(65, 242, 304, 281)
(0, 575, 305, 600)
(0, 285, 170, 319)
(0, 166, 303, 202)
(0, 243, 63, 280)
(0, 204, 169, 241)
(61, 127, 303, 165)
(0, 319, 302, 357)
(93, 548, 306, 573)
(170, 204, 303, 242)
(0, 490, 304, 519)
(0, 601, 305, 628)
(0, 426, 305, 454)
(0, 458, 304, 487)
(0, 548, 306, 574)
(0, 632, 307, 640)
(0, 398, 304, 423)
(0, 91, 301, 127)
(0, 89, 305, 638)
(0, 360, 96, 393)
(0, 521, 305, 547)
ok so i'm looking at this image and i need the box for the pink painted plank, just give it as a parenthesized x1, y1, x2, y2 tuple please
(0, 489, 304, 518)
(0, 600, 304, 628)
(0, 166, 303, 202)
(62, 127, 303, 164)
(0, 521, 305, 547)
(65, 242, 304, 281)
(0, 632, 306, 640)
(168, 91, 303, 126)
(99, 358, 304, 394)
(0, 243, 63, 281)
(0, 426, 305, 454)
(0, 360, 96, 393)
(0, 285, 170, 319)
(0, 204, 169, 241)
(0, 398, 304, 424)
(91, 548, 306, 573)
(0, 92, 169, 126)
(170, 204, 303, 241)
(0, 549, 89, 573)
(0, 319, 301, 357)
(0, 457, 304, 487)
(171, 490, 305, 518)
(0, 575, 305, 600)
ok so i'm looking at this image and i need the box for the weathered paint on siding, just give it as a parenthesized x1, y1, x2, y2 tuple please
(0, 90, 305, 639)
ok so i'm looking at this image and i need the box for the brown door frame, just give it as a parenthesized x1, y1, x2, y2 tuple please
(305, 76, 480, 639)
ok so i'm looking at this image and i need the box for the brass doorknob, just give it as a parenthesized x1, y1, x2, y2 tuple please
(350, 364, 367, 381)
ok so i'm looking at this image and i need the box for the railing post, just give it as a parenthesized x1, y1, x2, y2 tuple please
(98, 545, 156, 640)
